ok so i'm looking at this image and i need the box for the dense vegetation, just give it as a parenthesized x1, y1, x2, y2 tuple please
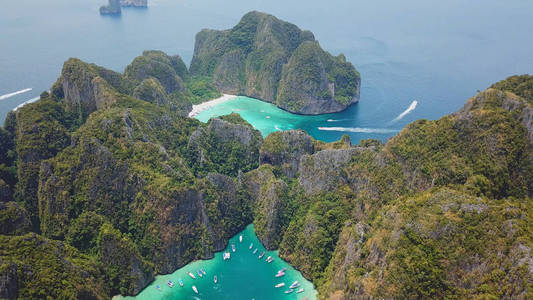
(190, 11, 360, 114)
(0, 13, 532, 300)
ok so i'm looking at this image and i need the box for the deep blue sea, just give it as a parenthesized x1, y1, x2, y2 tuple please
(2, 0, 533, 142)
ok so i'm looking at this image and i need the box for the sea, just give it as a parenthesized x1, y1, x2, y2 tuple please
(2, 0, 533, 297)
(115, 225, 316, 300)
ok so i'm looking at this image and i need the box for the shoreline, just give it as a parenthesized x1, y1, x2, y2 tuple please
(188, 94, 238, 118)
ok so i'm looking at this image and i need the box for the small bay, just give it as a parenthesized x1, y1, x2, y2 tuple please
(116, 224, 317, 300)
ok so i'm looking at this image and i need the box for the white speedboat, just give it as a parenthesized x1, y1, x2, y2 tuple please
(232, 244, 236, 252)
(249, 243, 253, 249)
(239, 235, 243, 242)
(290, 281, 300, 289)
(275, 283, 285, 288)
(192, 285, 198, 294)
(187, 272, 196, 279)
(275, 272, 285, 277)
(296, 288, 304, 293)
(285, 289, 294, 294)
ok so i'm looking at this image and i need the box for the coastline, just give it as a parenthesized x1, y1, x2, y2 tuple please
(188, 94, 238, 118)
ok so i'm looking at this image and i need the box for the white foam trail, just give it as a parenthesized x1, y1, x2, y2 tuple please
(318, 127, 399, 134)
(326, 119, 354, 122)
(274, 125, 281, 131)
(392, 100, 418, 122)
(14, 97, 40, 111)
(0, 88, 32, 101)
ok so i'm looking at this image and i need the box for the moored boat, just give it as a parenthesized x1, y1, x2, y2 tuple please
(253, 248, 258, 254)
(201, 268, 206, 275)
(290, 281, 300, 289)
(197, 270, 203, 277)
(167, 280, 174, 287)
(296, 288, 304, 293)
(223, 252, 231, 260)
(275, 282, 285, 288)
(239, 235, 243, 242)
(214, 275, 218, 283)
(249, 243, 253, 249)
(278, 268, 287, 273)
(178, 279, 184, 287)
(155, 285, 161, 291)
(258, 251, 265, 259)
(275, 272, 285, 277)
(192, 285, 198, 294)
(232, 244, 236, 252)
(187, 272, 196, 279)
(285, 289, 294, 294)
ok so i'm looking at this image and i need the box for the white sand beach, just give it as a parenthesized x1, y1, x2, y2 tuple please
(188, 94, 238, 117)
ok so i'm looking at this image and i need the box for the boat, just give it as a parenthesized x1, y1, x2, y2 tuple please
(285, 289, 294, 294)
(214, 275, 218, 284)
(192, 285, 198, 294)
(155, 285, 161, 291)
(178, 279, 184, 287)
(239, 235, 243, 242)
(258, 251, 265, 259)
(223, 252, 231, 260)
(296, 288, 304, 293)
(278, 268, 287, 273)
(201, 268, 206, 275)
(253, 248, 258, 254)
(275, 272, 285, 277)
(232, 244, 236, 252)
(249, 243, 253, 249)
(167, 280, 174, 287)
(187, 272, 196, 279)
(290, 281, 300, 289)
(266, 256, 271, 261)
(197, 270, 203, 277)
(275, 283, 285, 288)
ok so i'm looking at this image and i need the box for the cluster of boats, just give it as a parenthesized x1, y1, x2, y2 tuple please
(155, 267, 218, 295)
(275, 280, 304, 294)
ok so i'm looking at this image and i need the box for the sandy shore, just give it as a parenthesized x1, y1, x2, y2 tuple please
(188, 94, 238, 117)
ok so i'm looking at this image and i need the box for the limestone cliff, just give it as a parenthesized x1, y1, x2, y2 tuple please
(190, 11, 360, 114)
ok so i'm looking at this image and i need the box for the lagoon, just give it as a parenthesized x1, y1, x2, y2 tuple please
(116, 225, 316, 300)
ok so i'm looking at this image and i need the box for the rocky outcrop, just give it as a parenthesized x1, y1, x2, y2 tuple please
(0, 201, 31, 235)
(120, 0, 147, 7)
(100, 0, 121, 14)
(187, 114, 262, 177)
(298, 148, 361, 195)
(0, 259, 18, 299)
(260, 130, 314, 178)
(190, 11, 360, 115)
(253, 178, 289, 249)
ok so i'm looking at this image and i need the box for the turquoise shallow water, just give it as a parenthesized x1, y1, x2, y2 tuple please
(195, 96, 402, 143)
(116, 225, 316, 300)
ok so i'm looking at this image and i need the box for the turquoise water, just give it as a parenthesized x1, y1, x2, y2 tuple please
(195, 96, 402, 143)
(116, 225, 316, 300)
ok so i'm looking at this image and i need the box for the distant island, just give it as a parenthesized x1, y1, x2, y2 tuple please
(100, 0, 147, 15)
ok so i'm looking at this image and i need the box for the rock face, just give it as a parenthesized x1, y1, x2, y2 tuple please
(100, 0, 121, 14)
(260, 130, 315, 178)
(0, 201, 31, 235)
(190, 11, 360, 114)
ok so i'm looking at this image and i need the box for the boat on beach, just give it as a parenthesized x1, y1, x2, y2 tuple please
(275, 282, 285, 288)
(187, 272, 196, 279)
(192, 285, 198, 294)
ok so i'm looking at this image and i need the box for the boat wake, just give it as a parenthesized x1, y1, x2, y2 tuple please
(0, 88, 32, 101)
(318, 127, 399, 134)
(326, 118, 353, 122)
(14, 97, 40, 111)
(391, 100, 418, 122)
